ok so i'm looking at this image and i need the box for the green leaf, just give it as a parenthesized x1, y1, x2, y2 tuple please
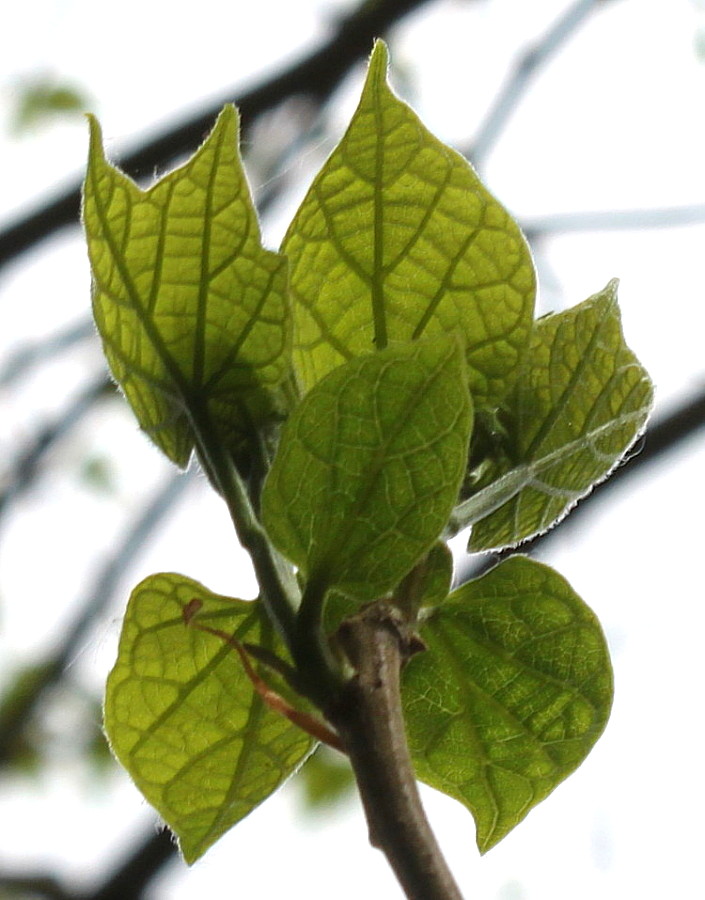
(454, 280, 653, 549)
(322, 541, 453, 635)
(262, 337, 472, 602)
(411, 541, 454, 606)
(282, 40, 535, 408)
(104, 573, 314, 863)
(295, 745, 356, 813)
(83, 106, 291, 467)
(403, 556, 613, 853)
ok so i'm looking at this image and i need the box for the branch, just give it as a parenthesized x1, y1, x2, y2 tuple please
(0, 0, 437, 273)
(327, 603, 463, 900)
(0, 318, 94, 387)
(522, 203, 705, 238)
(0, 375, 110, 530)
(470, 0, 614, 170)
(83, 828, 177, 900)
(0, 471, 192, 766)
(0, 829, 178, 900)
(0, 873, 73, 900)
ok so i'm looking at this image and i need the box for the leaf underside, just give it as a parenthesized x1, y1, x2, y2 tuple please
(403, 556, 613, 853)
(104, 573, 314, 863)
(84, 105, 291, 467)
(283, 40, 535, 409)
(462, 280, 653, 550)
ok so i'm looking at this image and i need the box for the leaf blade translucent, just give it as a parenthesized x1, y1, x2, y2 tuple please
(403, 556, 613, 852)
(104, 573, 313, 863)
(463, 281, 653, 549)
(83, 106, 290, 466)
(282, 41, 535, 408)
(262, 337, 472, 601)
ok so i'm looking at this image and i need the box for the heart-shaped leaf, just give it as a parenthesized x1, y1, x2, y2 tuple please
(403, 556, 613, 852)
(262, 337, 472, 602)
(104, 573, 314, 863)
(282, 40, 535, 409)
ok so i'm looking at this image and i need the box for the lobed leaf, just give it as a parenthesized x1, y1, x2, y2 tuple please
(282, 40, 535, 408)
(261, 337, 472, 602)
(403, 556, 613, 852)
(454, 280, 653, 549)
(104, 573, 314, 863)
(83, 106, 291, 467)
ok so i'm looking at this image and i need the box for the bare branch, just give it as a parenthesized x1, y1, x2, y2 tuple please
(0, 472, 192, 766)
(0, 319, 95, 388)
(470, 0, 615, 170)
(328, 603, 463, 900)
(0, 872, 73, 900)
(0, 0, 438, 273)
(0, 376, 110, 530)
(83, 828, 177, 900)
(522, 204, 705, 238)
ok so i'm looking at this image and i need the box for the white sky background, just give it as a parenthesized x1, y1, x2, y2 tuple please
(1, 1, 704, 898)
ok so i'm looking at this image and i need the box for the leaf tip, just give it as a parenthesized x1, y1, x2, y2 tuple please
(208, 102, 240, 149)
(366, 39, 393, 98)
(86, 113, 104, 161)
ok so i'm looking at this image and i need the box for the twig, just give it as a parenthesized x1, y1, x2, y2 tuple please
(0, 872, 73, 900)
(522, 203, 705, 238)
(0, 375, 110, 530)
(470, 0, 611, 169)
(0, 0, 437, 272)
(0, 317, 95, 387)
(327, 603, 463, 900)
(0, 471, 192, 766)
(83, 828, 176, 900)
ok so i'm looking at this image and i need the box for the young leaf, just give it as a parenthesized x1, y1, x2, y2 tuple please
(403, 556, 613, 853)
(104, 573, 314, 864)
(261, 337, 472, 602)
(83, 106, 290, 468)
(282, 40, 535, 409)
(399, 541, 454, 611)
(323, 541, 453, 635)
(452, 281, 653, 549)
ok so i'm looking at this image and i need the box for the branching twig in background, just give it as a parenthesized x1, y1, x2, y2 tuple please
(0, 872, 73, 900)
(0, 471, 192, 766)
(470, 0, 613, 170)
(0, 0, 439, 272)
(0, 829, 178, 900)
(0, 375, 110, 529)
(0, 318, 95, 388)
(82, 828, 177, 900)
(522, 203, 705, 238)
